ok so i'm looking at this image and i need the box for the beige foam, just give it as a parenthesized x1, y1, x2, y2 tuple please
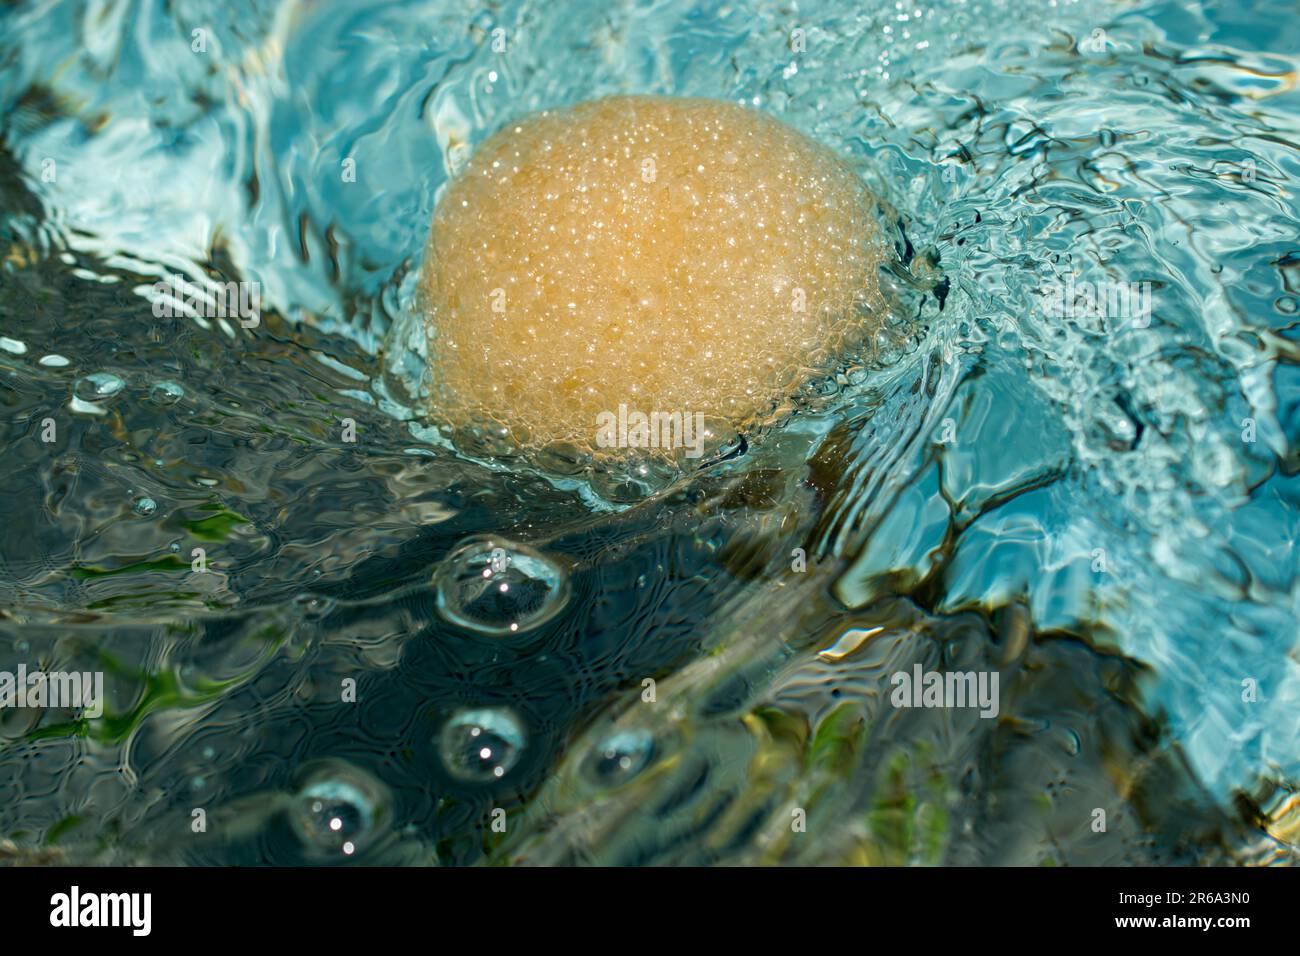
(419, 94, 885, 459)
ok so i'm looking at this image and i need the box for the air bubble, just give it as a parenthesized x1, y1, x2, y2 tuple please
(288, 761, 389, 860)
(433, 535, 569, 635)
(132, 496, 157, 516)
(439, 707, 526, 782)
(73, 372, 125, 401)
(585, 729, 655, 786)
(149, 380, 185, 405)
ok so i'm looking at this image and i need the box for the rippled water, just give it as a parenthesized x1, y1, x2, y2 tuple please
(2, 0, 1299, 865)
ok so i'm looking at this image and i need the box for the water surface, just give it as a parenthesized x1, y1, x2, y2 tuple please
(1, 0, 1298, 865)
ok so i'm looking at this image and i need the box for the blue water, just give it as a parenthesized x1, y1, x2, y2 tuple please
(1, 0, 1298, 864)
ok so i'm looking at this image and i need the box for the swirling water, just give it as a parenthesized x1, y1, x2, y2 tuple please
(1, 0, 1299, 864)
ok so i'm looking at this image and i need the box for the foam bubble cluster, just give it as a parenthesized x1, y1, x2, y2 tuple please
(419, 95, 885, 458)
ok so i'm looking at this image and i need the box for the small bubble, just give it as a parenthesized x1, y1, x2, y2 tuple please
(439, 707, 526, 782)
(585, 729, 654, 786)
(289, 761, 388, 860)
(149, 380, 185, 405)
(132, 496, 157, 516)
(73, 372, 125, 401)
(433, 535, 569, 635)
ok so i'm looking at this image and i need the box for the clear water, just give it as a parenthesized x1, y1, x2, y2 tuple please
(1, 0, 1298, 864)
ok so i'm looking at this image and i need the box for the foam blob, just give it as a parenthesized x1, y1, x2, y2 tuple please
(419, 95, 885, 459)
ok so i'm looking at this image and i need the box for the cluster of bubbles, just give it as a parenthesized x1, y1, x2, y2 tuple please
(282, 717, 657, 858)
(279, 536, 605, 854)
(417, 95, 887, 464)
(68, 373, 183, 410)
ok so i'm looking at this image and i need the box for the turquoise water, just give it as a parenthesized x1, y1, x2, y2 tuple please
(1, 0, 1298, 864)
